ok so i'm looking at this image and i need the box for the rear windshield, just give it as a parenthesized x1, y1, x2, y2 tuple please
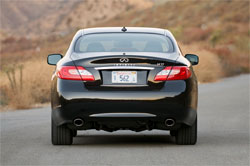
(74, 33, 174, 53)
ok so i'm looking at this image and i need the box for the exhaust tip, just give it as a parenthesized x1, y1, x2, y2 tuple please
(74, 118, 84, 127)
(165, 118, 175, 127)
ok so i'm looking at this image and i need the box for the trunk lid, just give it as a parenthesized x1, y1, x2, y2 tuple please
(70, 52, 181, 90)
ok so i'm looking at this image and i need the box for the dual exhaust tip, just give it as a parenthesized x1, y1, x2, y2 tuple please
(73, 118, 84, 127)
(165, 118, 175, 127)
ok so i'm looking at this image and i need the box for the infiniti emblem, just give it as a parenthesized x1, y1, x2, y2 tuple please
(119, 58, 129, 63)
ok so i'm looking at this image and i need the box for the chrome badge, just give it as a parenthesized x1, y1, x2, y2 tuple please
(119, 58, 129, 63)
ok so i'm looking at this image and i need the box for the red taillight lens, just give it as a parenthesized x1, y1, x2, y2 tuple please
(154, 66, 191, 81)
(57, 66, 95, 81)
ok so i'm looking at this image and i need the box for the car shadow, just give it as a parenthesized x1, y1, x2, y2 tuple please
(72, 131, 176, 146)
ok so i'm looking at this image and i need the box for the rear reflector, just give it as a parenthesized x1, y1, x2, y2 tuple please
(57, 66, 95, 81)
(154, 66, 191, 81)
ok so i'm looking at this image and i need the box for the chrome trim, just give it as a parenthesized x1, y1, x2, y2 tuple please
(165, 119, 175, 127)
(73, 118, 84, 127)
(89, 113, 156, 117)
(101, 84, 148, 87)
(94, 66, 154, 70)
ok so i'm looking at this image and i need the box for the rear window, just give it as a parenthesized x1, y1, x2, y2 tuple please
(74, 33, 174, 53)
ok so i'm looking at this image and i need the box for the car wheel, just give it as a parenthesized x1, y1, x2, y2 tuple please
(72, 130, 77, 137)
(51, 118, 73, 145)
(175, 117, 197, 145)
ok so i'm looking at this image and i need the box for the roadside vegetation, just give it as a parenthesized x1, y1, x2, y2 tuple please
(0, 0, 249, 109)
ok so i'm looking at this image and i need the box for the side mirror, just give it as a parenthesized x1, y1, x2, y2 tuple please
(47, 54, 63, 65)
(185, 54, 199, 65)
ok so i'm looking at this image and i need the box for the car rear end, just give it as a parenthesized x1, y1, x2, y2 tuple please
(49, 27, 198, 145)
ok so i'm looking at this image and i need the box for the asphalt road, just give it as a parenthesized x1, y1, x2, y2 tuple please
(1, 75, 249, 166)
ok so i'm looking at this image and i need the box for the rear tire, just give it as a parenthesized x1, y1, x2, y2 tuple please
(51, 119, 73, 145)
(175, 118, 197, 145)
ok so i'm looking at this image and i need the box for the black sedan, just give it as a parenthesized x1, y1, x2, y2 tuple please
(47, 27, 199, 145)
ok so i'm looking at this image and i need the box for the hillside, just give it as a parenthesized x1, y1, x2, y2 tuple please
(0, 0, 152, 37)
(97, 0, 249, 75)
(0, 0, 249, 109)
(0, 0, 69, 32)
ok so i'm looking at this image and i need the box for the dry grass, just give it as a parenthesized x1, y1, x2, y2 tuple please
(0, 59, 54, 110)
(180, 43, 223, 83)
(3, 87, 35, 110)
(0, 32, 71, 110)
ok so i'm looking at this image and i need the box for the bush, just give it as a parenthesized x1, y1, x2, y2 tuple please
(209, 30, 222, 48)
(182, 27, 212, 44)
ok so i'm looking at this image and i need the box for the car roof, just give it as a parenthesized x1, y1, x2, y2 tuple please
(81, 27, 170, 36)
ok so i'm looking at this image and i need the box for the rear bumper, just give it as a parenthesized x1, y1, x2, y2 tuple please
(52, 103, 197, 131)
(51, 79, 197, 131)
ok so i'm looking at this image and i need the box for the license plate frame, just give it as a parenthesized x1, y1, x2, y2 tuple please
(112, 71, 137, 84)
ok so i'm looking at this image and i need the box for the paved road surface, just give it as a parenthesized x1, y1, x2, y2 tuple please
(1, 75, 249, 165)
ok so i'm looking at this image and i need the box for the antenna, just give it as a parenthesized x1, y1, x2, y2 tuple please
(121, 27, 127, 32)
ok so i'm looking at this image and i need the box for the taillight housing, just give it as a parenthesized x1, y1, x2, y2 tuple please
(154, 66, 191, 81)
(57, 66, 95, 81)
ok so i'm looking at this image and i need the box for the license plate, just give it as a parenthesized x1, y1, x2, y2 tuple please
(112, 71, 137, 83)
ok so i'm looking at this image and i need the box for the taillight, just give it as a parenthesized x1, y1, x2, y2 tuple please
(154, 66, 191, 81)
(57, 66, 95, 81)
